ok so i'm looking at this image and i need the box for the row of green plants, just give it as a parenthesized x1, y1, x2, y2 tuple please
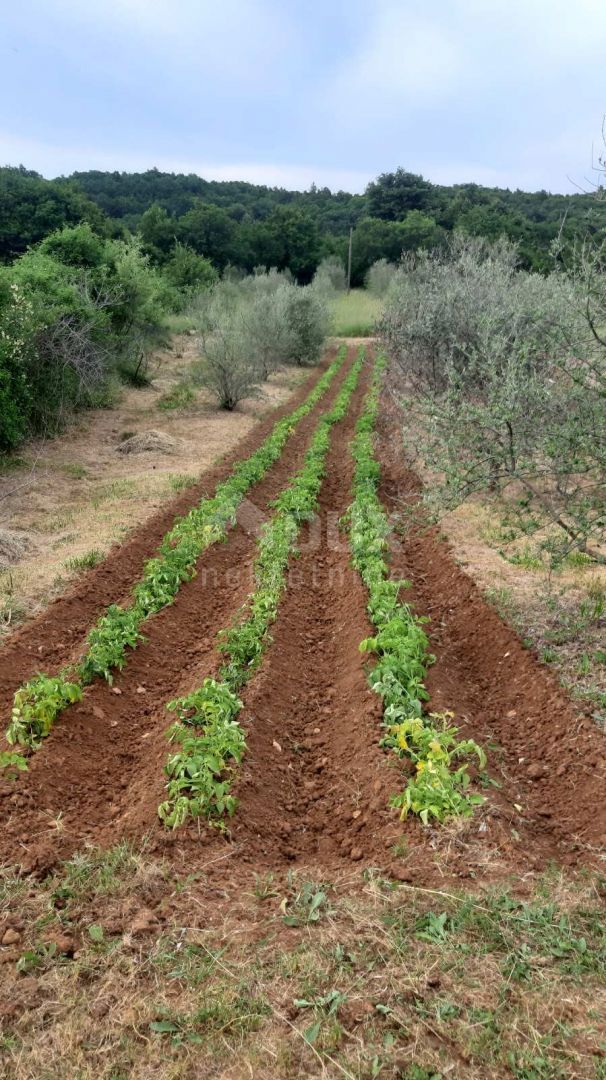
(347, 353, 486, 825)
(158, 347, 366, 827)
(4, 346, 350, 762)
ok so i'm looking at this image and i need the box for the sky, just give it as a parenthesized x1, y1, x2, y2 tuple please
(1, 0, 606, 195)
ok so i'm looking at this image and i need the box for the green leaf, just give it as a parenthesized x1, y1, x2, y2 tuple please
(303, 1020, 322, 1045)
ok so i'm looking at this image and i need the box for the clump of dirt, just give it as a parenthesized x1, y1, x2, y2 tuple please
(116, 430, 177, 455)
(0, 529, 34, 570)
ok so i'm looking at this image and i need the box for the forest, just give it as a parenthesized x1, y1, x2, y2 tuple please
(3, 163, 606, 279)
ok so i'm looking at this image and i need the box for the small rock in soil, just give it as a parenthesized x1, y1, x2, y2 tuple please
(1, 928, 21, 946)
(526, 762, 546, 780)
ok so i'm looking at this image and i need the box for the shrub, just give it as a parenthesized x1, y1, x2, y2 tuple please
(164, 242, 217, 293)
(380, 234, 606, 563)
(0, 226, 176, 448)
(195, 291, 261, 409)
(0, 285, 34, 451)
(313, 256, 347, 294)
(282, 284, 329, 367)
(365, 258, 397, 297)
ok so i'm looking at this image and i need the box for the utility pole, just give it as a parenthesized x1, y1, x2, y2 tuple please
(347, 225, 353, 294)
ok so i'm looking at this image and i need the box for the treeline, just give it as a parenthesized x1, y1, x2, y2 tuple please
(3, 165, 606, 282)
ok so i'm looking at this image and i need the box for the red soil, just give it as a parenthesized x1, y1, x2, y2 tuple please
(0, 347, 340, 700)
(0, 355, 604, 887)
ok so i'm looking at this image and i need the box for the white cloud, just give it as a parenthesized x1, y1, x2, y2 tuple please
(327, 1, 463, 121)
(45, 0, 293, 85)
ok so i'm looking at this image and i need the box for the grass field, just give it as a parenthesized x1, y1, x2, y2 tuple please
(331, 290, 383, 336)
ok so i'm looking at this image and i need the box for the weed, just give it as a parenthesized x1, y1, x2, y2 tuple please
(92, 479, 137, 507)
(506, 545, 543, 570)
(283, 877, 333, 926)
(0, 454, 29, 473)
(167, 473, 197, 493)
(65, 548, 103, 572)
(158, 383, 196, 411)
(61, 462, 87, 479)
(0, 572, 26, 628)
(253, 872, 277, 900)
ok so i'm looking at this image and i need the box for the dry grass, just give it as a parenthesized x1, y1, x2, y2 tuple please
(440, 498, 606, 724)
(1, 843, 605, 1079)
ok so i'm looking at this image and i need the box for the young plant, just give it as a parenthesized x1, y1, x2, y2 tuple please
(158, 348, 366, 827)
(347, 354, 486, 824)
(7, 347, 350, 751)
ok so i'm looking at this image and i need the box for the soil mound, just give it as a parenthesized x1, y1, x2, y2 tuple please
(117, 430, 177, 455)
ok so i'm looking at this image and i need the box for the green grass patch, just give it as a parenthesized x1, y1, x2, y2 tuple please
(2, 852, 605, 1079)
(331, 289, 382, 337)
(157, 384, 196, 411)
(65, 549, 104, 573)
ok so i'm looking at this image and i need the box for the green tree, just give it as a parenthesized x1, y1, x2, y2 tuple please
(139, 203, 178, 262)
(179, 202, 238, 269)
(164, 242, 217, 291)
(366, 167, 433, 220)
(0, 167, 107, 261)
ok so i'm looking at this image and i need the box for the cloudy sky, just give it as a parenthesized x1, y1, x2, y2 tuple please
(2, 0, 605, 194)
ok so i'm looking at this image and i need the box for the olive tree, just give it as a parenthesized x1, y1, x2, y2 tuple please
(194, 288, 261, 410)
(380, 235, 606, 563)
(313, 255, 347, 295)
(365, 258, 397, 297)
(282, 284, 330, 366)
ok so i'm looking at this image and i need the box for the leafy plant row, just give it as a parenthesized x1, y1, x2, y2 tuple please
(158, 347, 367, 828)
(347, 353, 486, 825)
(5, 346, 350, 759)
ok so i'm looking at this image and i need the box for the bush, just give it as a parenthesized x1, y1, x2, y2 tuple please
(164, 242, 217, 294)
(365, 258, 397, 297)
(380, 234, 606, 562)
(195, 292, 261, 410)
(0, 285, 34, 451)
(313, 256, 347, 294)
(282, 284, 329, 367)
(0, 226, 177, 449)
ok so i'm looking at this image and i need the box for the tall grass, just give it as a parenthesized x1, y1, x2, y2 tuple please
(330, 290, 382, 337)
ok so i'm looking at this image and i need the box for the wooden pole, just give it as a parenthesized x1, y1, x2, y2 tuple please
(347, 225, 353, 294)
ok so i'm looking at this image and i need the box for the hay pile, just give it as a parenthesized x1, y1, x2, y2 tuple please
(117, 430, 177, 455)
(0, 529, 33, 571)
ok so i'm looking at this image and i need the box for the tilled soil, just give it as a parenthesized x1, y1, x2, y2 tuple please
(374, 393, 606, 873)
(0, 346, 340, 698)
(0, 355, 604, 886)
